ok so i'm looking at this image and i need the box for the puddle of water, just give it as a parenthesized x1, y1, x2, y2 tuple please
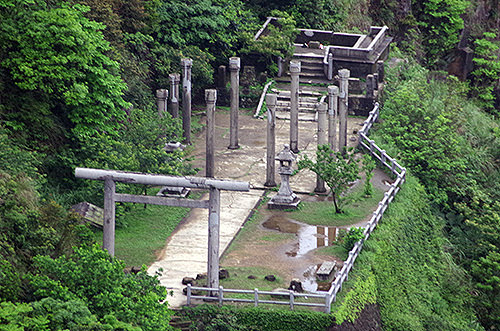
(262, 216, 342, 293)
(262, 216, 341, 257)
(301, 264, 334, 292)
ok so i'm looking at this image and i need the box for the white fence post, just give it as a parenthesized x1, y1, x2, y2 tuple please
(218, 286, 224, 306)
(187, 284, 192, 306)
(290, 291, 295, 310)
(254, 288, 259, 307)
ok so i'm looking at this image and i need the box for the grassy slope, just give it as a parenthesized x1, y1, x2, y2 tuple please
(334, 176, 483, 330)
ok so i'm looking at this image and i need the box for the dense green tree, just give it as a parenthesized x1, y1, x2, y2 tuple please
(0, 1, 129, 142)
(28, 244, 175, 330)
(413, 0, 469, 66)
(470, 32, 500, 114)
(298, 145, 359, 213)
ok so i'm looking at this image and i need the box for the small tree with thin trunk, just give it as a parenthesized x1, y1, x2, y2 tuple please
(298, 145, 359, 213)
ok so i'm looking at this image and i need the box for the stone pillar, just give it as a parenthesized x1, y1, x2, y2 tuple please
(156, 89, 168, 117)
(169, 74, 180, 118)
(315, 102, 327, 193)
(290, 60, 301, 153)
(328, 85, 339, 151)
(205, 89, 217, 178)
(181, 58, 193, 144)
(103, 177, 116, 256)
(265, 94, 277, 187)
(277, 57, 283, 77)
(377, 60, 385, 82)
(373, 73, 379, 90)
(228, 57, 240, 149)
(217, 65, 227, 88)
(366, 74, 375, 98)
(339, 69, 350, 154)
(207, 187, 221, 292)
(327, 53, 333, 80)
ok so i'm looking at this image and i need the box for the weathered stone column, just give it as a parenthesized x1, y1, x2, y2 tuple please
(328, 85, 339, 151)
(156, 89, 168, 117)
(265, 94, 277, 187)
(290, 60, 301, 153)
(205, 89, 217, 178)
(315, 102, 327, 193)
(327, 53, 333, 80)
(103, 177, 116, 256)
(169, 74, 180, 118)
(181, 58, 193, 144)
(207, 187, 221, 293)
(366, 74, 375, 98)
(277, 57, 283, 77)
(228, 57, 240, 149)
(373, 73, 379, 90)
(339, 69, 350, 154)
(217, 65, 227, 88)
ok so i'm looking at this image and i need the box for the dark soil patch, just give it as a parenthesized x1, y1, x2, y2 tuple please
(329, 304, 382, 331)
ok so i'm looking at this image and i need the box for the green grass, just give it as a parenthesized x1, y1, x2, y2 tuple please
(259, 233, 295, 242)
(92, 192, 201, 267)
(290, 185, 383, 227)
(220, 266, 287, 291)
(315, 244, 348, 261)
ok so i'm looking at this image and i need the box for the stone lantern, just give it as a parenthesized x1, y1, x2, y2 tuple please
(268, 144, 301, 210)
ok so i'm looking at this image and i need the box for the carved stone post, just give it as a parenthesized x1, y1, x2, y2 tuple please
(339, 69, 350, 154)
(229, 57, 240, 149)
(205, 89, 217, 178)
(328, 85, 339, 151)
(327, 53, 333, 80)
(181, 58, 193, 144)
(315, 102, 327, 193)
(169, 74, 180, 118)
(208, 187, 221, 293)
(217, 65, 227, 88)
(366, 74, 375, 98)
(277, 57, 283, 77)
(156, 89, 168, 117)
(290, 60, 301, 153)
(265, 94, 277, 187)
(103, 177, 116, 256)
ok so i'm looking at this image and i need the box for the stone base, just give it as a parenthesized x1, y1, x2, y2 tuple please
(267, 196, 301, 210)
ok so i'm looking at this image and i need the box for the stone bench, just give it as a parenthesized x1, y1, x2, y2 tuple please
(316, 261, 337, 281)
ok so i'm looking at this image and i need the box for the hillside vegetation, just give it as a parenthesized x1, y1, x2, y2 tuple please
(0, 0, 499, 330)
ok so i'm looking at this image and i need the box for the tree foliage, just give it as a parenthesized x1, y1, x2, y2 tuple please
(0, 1, 129, 141)
(298, 145, 359, 213)
(28, 244, 174, 330)
(470, 32, 500, 114)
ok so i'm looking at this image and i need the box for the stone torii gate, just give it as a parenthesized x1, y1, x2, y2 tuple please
(75, 167, 250, 290)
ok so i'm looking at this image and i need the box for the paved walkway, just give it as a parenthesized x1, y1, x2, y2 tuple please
(147, 110, 364, 308)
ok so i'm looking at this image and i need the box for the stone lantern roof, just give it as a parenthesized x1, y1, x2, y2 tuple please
(276, 144, 296, 163)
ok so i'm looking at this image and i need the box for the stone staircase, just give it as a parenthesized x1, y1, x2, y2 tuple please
(271, 87, 323, 122)
(272, 47, 330, 121)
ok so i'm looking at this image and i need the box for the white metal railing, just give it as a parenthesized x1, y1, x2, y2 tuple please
(187, 102, 407, 313)
(254, 80, 275, 118)
(187, 285, 330, 310)
(325, 103, 405, 308)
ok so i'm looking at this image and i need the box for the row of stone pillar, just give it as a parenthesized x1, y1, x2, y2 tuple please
(266, 67, 351, 192)
(288, 61, 350, 154)
(156, 57, 241, 150)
